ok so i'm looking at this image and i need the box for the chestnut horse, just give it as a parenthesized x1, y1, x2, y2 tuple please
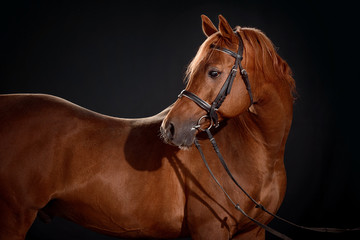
(0, 15, 295, 239)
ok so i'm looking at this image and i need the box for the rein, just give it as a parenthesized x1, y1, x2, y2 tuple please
(178, 31, 360, 239)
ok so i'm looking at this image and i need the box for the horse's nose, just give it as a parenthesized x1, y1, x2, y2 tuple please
(160, 121, 175, 143)
(160, 119, 196, 148)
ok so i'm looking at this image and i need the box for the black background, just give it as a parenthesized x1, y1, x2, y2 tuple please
(1, 1, 359, 239)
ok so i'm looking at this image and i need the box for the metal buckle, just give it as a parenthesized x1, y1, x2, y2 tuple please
(191, 115, 214, 132)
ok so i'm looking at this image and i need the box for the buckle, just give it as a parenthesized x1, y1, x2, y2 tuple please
(191, 115, 214, 132)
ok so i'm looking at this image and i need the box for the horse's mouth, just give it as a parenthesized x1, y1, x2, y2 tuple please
(160, 125, 197, 149)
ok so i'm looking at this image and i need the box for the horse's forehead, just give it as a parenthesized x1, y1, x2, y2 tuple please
(201, 34, 238, 63)
(201, 46, 236, 68)
(185, 33, 236, 81)
(207, 49, 235, 67)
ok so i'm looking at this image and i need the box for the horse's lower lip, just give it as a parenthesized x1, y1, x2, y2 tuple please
(171, 133, 196, 149)
(178, 144, 192, 150)
(177, 138, 195, 148)
(160, 133, 195, 148)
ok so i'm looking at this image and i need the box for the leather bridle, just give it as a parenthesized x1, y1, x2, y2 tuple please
(178, 31, 253, 131)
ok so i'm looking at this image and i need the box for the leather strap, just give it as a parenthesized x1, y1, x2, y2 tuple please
(178, 90, 212, 112)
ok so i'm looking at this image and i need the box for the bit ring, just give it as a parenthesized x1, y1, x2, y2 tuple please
(192, 115, 213, 132)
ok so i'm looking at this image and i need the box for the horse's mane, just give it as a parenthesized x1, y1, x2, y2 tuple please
(185, 26, 296, 99)
(239, 27, 296, 99)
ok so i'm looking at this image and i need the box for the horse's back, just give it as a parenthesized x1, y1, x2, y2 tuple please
(0, 93, 112, 136)
(0, 94, 85, 238)
(0, 94, 110, 208)
(1, 94, 78, 126)
(0, 93, 95, 123)
(1, 93, 69, 156)
(0, 93, 89, 163)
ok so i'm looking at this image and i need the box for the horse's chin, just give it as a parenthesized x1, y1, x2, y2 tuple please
(161, 140, 194, 150)
(165, 138, 195, 150)
(160, 132, 195, 150)
(178, 144, 193, 150)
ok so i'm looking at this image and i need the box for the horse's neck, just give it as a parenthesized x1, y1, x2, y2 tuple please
(226, 84, 293, 158)
(250, 85, 293, 152)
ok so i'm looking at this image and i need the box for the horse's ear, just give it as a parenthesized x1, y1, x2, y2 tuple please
(218, 15, 236, 42)
(201, 14, 218, 37)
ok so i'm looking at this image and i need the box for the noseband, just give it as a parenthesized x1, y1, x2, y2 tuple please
(178, 31, 253, 130)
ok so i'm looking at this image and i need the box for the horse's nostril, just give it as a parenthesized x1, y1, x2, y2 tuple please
(169, 122, 175, 139)
(161, 121, 176, 142)
(161, 120, 195, 147)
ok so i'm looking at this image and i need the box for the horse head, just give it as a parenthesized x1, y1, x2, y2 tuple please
(161, 15, 255, 148)
(161, 14, 295, 148)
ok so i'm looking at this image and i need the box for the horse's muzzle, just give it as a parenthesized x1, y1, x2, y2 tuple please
(160, 120, 197, 148)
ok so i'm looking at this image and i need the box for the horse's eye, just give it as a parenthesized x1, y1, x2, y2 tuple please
(208, 70, 220, 78)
